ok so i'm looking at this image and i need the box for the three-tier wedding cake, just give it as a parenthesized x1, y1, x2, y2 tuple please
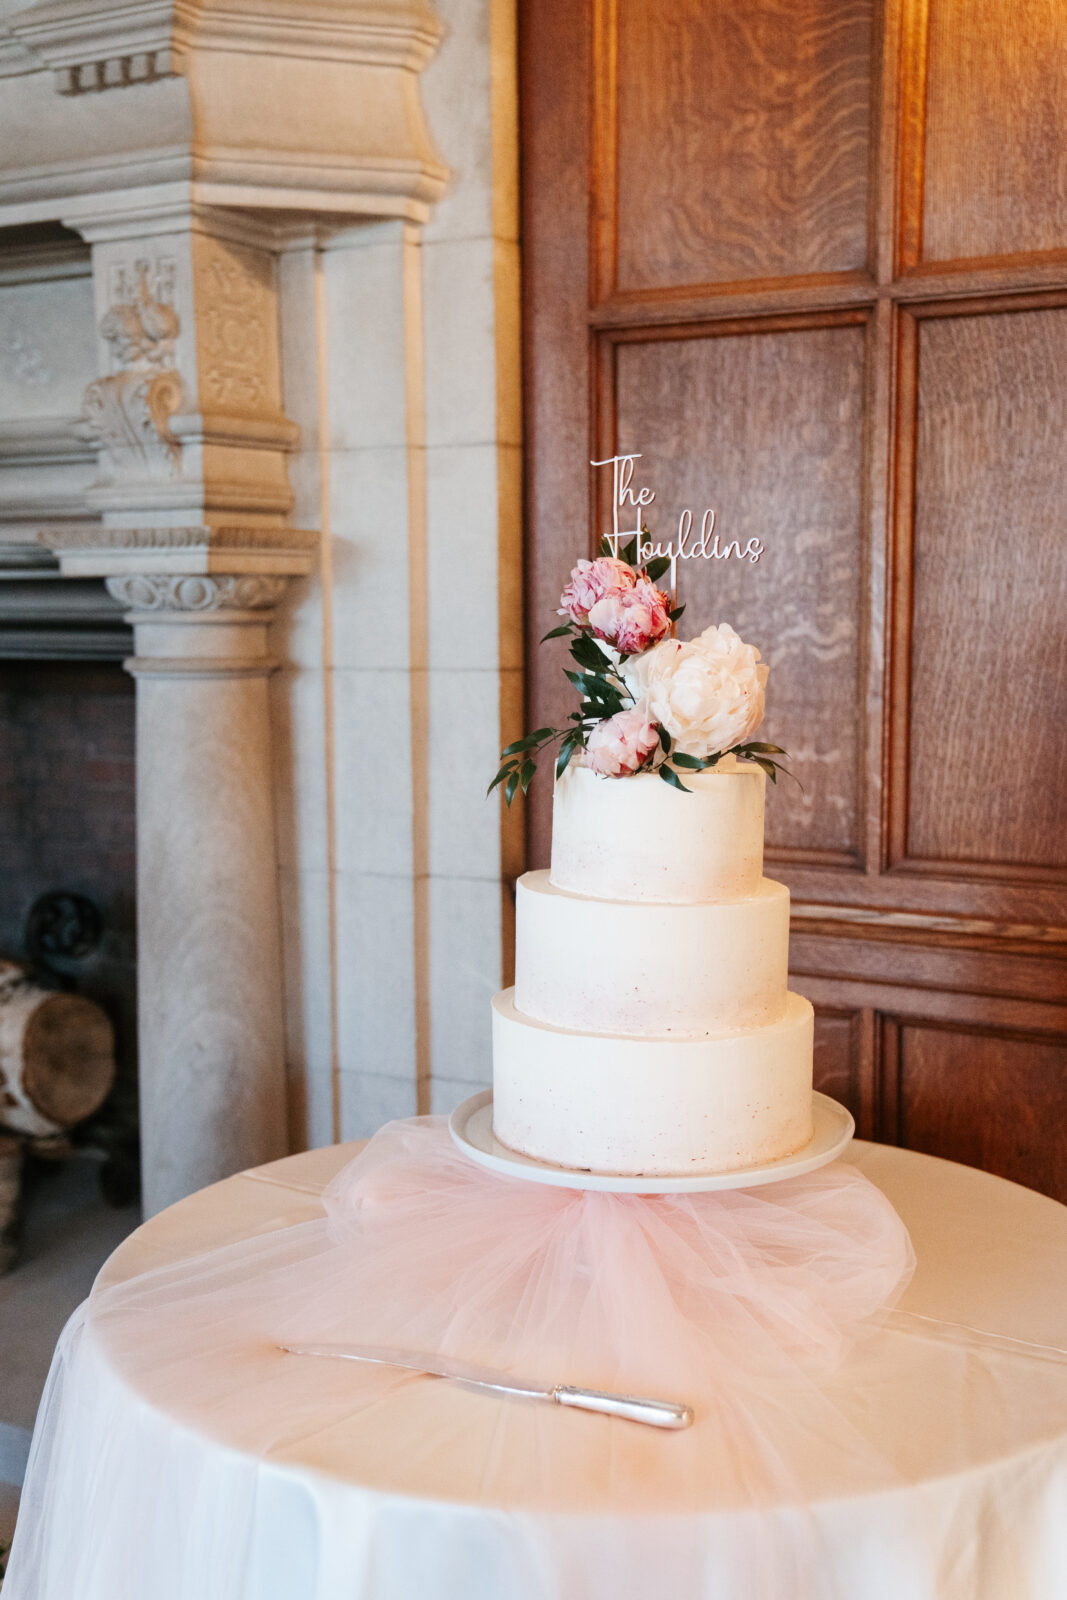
(489, 540, 815, 1178)
(492, 761, 814, 1175)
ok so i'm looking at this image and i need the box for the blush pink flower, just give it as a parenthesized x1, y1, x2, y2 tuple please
(587, 578, 671, 655)
(559, 557, 635, 626)
(585, 704, 660, 777)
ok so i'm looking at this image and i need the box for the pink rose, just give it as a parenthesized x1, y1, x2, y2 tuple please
(559, 557, 635, 625)
(585, 705, 660, 777)
(587, 578, 671, 654)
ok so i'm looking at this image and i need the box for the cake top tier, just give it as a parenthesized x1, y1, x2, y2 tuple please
(549, 757, 765, 904)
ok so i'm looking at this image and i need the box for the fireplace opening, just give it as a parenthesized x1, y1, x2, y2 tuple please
(0, 661, 138, 1208)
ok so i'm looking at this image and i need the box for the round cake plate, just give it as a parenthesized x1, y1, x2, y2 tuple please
(448, 1089, 855, 1194)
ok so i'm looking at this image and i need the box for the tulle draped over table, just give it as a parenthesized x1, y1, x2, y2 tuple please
(8, 1117, 1067, 1600)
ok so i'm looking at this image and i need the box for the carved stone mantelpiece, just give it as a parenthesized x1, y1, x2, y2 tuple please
(0, 1, 446, 227)
(0, 0, 452, 1206)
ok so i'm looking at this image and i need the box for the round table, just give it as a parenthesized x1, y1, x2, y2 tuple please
(9, 1137, 1067, 1599)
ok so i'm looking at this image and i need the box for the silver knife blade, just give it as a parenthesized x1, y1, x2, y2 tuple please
(281, 1342, 550, 1400)
(279, 1342, 693, 1429)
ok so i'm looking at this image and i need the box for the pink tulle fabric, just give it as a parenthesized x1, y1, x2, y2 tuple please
(7, 1118, 917, 1600)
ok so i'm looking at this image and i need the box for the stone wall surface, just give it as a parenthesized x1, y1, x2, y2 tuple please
(272, 0, 521, 1144)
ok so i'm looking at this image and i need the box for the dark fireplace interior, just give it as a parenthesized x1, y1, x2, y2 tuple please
(0, 661, 138, 1198)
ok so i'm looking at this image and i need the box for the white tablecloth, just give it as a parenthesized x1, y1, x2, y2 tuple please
(8, 1137, 1067, 1599)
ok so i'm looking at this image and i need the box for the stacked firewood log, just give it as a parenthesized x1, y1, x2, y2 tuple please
(0, 960, 116, 1272)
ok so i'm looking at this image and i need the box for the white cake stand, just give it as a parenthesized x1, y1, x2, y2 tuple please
(449, 1089, 855, 1194)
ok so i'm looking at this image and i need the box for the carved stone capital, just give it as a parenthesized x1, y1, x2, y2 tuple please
(105, 573, 286, 613)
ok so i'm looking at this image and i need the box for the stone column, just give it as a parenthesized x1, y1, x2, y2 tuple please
(45, 528, 316, 1214)
(107, 571, 291, 1212)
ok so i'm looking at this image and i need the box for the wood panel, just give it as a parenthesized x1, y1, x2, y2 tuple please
(609, 317, 868, 862)
(920, 0, 1067, 266)
(885, 1019, 1067, 1201)
(520, 0, 595, 877)
(811, 1006, 865, 1121)
(604, 0, 874, 294)
(896, 303, 1067, 876)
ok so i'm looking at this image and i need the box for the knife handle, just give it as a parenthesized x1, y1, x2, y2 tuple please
(552, 1386, 693, 1430)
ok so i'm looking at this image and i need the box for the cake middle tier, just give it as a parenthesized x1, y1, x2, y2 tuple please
(492, 988, 815, 1177)
(514, 870, 790, 1037)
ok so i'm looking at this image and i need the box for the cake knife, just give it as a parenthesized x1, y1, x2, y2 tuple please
(280, 1342, 693, 1429)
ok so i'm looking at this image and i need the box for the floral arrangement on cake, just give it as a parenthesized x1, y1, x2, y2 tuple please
(491, 536, 789, 803)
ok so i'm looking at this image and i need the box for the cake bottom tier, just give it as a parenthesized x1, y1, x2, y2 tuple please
(491, 989, 815, 1177)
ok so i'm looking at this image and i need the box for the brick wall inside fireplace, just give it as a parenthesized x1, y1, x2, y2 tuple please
(0, 661, 137, 1158)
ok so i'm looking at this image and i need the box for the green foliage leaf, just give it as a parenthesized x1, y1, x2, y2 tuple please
(751, 757, 779, 784)
(657, 724, 671, 753)
(556, 738, 577, 779)
(668, 604, 686, 624)
(643, 555, 671, 584)
(659, 764, 691, 793)
(737, 741, 787, 756)
(504, 770, 520, 807)
(620, 535, 638, 566)
(670, 751, 705, 770)
(540, 623, 574, 643)
(519, 758, 537, 793)
(501, 727, 555, 756)
(563, 670, 625, 714)
(570, 632, 610, 671)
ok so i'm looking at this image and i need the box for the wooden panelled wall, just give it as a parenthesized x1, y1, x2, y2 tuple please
(520, 0, 1067, 1198)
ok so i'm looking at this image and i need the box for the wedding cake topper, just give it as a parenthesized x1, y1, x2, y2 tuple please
(592, 453, 764, 605)
(490, 455, 789, 806)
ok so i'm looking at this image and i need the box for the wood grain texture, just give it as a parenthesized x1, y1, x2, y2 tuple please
(611, 319, 867, 859)
(811, 1006, 863, 1118)
(892, 1021, 1067, 1202)
(904, 306, 1067, 873)
(606, 0, 874, 292)
(921, 0, 1067, 266)
(520, 0, 594, 870)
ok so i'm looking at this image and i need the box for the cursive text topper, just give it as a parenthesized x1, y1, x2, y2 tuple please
(591, 453, 764, 601)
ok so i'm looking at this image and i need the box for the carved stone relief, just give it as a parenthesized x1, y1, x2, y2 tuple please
(82, 259, 184, 481)
(196, 242, 276, 416)
(105, 573, 287, 612)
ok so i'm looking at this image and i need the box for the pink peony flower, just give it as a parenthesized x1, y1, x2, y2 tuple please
(587, 578, 671, 654)
(559, 557, 635, 625)
(585, 704, 660, 777)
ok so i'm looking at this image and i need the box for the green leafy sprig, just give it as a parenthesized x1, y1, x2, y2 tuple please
(660, 741, 792, 793)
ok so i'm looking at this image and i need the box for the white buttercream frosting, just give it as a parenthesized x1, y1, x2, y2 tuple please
(549, 760, 765, 903)
(515, 870, 789, 1037)
(492, 989, 815, 1176)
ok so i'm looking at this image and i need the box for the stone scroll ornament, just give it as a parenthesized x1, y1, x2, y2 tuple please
(491, 453, 790, 802)
(81, 260, 184, 479)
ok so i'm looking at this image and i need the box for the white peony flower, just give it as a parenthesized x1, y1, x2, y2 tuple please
(622, 623, 769, 758)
